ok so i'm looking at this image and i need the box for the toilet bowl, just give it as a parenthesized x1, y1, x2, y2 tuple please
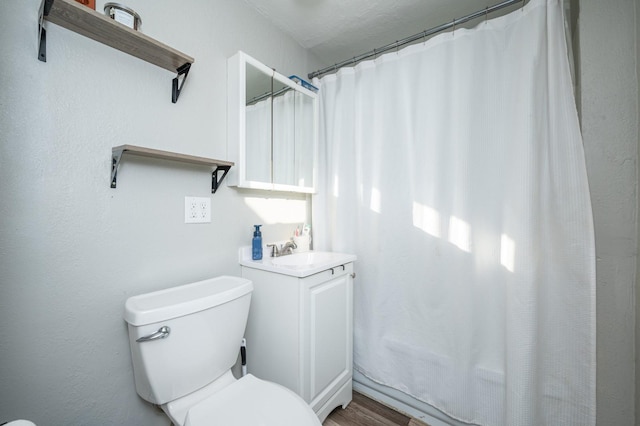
(124, 275, 321, 426)
(184, 374, 320, 425)
(2, 421, 36, 426)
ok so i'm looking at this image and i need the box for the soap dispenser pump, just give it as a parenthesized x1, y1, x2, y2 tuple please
(252, 225, 263, 260)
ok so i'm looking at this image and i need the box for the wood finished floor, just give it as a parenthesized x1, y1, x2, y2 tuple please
(323, 392, 430, 426)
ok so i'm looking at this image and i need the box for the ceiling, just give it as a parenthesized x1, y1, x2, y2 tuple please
(242, 0, 524, 72)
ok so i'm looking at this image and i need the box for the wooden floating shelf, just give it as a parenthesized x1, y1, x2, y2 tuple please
(38, 0, 194, 102)
(113, 145, 234, 167)
(111, 145, 234, 194)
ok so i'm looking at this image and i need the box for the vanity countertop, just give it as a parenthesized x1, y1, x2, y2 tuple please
(239, 247, 356, 278)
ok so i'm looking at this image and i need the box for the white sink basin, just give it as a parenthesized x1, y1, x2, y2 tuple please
(239, 247, 356, 277)
(270, 251, 338, 267)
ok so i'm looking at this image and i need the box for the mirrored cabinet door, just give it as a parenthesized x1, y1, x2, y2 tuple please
(272, 76, 296, 187)
(227, 51, 317, 193)
(245, 62, 272, 183)
(294, 89, 316, 188)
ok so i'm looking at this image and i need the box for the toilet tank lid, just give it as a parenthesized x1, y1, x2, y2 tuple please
(124, 276, 253, 326)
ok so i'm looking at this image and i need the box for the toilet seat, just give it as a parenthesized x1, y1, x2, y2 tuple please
(184, 374, 321, 426)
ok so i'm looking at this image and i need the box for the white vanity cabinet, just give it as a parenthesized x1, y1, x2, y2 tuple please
(241, 263, 354, 422)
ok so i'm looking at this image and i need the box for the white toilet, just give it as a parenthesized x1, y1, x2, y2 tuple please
(124, 275, 321, 426)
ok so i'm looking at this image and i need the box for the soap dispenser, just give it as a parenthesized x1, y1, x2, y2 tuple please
(252, 225, 263, 260)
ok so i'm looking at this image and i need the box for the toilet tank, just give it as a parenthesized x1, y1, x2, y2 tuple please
(124, 276, 253, 405)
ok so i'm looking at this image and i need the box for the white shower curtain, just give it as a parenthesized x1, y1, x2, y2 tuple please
(312, 0, 595, 425)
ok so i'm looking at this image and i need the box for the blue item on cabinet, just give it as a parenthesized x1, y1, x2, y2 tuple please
(289, 75, 319, 93)
(252, 225, 263, 260)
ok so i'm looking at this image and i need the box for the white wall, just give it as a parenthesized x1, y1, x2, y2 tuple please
(637, 0, 640, 422)
(578, 0, 638, 425)
(0, 1, 321, 424)
(2, 1, 639, 425)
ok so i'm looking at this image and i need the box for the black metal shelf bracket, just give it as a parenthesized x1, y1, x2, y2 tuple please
(38, 0, 54, 62)
(111, 148, 124, 188)
(212, 165, 231, 194)
(172, 62, 191, 103)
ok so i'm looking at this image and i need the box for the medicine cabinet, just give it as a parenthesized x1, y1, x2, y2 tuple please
(227, 51, 317, 193)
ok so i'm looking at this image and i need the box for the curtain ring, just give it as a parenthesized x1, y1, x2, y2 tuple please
(422, 30, 427, 44)
(396, 41, 400, 54)
(485, 7, 489, 23)
(452, 18, 456, 36)
(373, 48, 377, 59)
(521, 0, 525, 11)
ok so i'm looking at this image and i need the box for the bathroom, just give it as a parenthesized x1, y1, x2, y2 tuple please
(0, 0, 637, 425)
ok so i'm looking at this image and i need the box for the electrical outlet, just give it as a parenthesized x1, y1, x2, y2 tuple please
(185, 197, 211, 223)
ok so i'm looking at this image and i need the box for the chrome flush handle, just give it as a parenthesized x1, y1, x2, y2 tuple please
(136, 326, 171, 343)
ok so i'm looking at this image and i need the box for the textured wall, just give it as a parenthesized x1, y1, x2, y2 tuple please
(0, 1, 320, 424)
(637, 0, 640, 422)
(2, 1, 638, 425)
(578, 0, 638, 424)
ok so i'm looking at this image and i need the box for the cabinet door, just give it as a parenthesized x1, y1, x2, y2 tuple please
(306, 270, 353, 407)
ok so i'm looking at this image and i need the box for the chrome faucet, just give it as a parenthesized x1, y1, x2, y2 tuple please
(267, 239, 298, 257)
(281, 240, 297, 255)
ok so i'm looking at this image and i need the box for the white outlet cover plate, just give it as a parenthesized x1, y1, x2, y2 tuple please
(185, 196, 211, 223)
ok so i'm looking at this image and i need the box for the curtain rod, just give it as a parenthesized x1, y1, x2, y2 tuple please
(307, 0, 525, 80)
(247, 86, 292, 106)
